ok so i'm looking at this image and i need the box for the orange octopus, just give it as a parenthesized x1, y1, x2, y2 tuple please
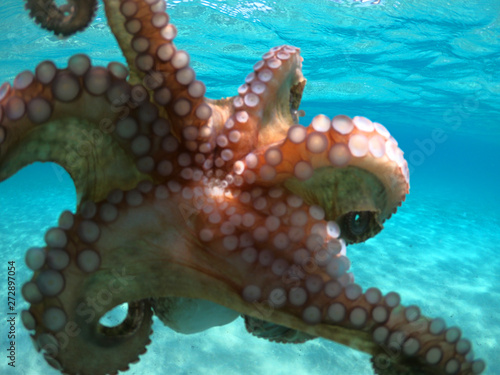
(0, 0, 485, 374)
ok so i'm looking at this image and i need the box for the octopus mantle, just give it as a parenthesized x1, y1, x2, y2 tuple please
(0, 0, 485, 374)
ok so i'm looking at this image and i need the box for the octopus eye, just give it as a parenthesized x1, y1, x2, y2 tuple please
(348, 211, 370, 235)
(339, 211, 379, 244)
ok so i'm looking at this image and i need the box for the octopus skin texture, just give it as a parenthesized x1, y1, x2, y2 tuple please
(0, 0, 486, 374)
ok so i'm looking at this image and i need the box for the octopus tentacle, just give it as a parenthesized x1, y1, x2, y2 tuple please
(241, 275, 485, 375)
(212, 45, 307, 169)
(0, 57, 164, 203)
(104, 0, 212, 148)
(25, 0, 98, 36)
(22, 199, 155, 374)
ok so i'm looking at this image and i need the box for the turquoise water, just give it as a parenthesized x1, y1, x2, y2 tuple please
(0, 0, 499, 374)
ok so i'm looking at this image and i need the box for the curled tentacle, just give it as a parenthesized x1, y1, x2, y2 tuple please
(25, 0, 98, 36)
(21, 201, 156, 374)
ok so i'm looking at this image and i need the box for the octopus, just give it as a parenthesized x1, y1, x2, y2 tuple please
(0, 1, 485, 374)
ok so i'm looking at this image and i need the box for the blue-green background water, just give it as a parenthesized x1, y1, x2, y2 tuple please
(0, 0, 499, 374)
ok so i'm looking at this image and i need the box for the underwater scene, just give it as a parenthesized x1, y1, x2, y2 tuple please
(0, 0, 499, 374)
